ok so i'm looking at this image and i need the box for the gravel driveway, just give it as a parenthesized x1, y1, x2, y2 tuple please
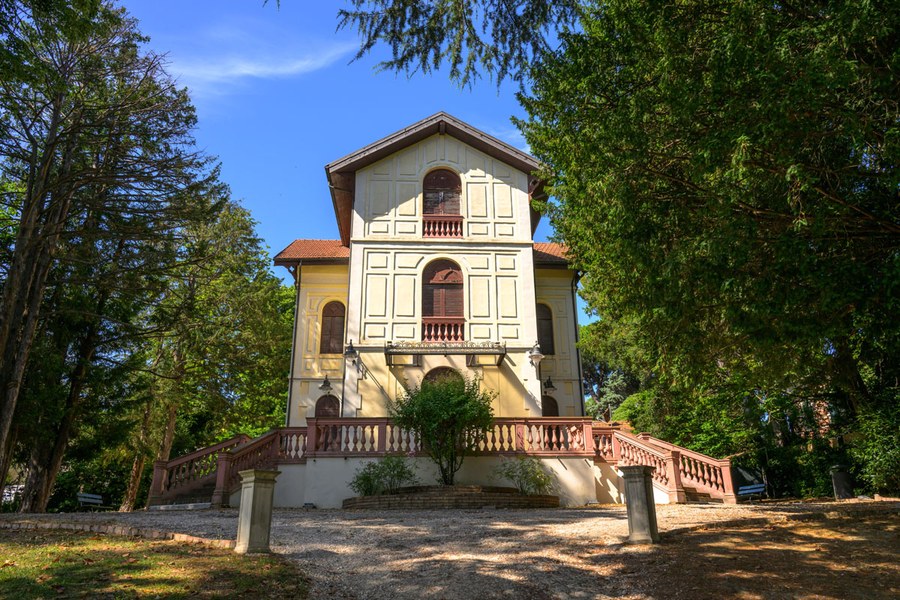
(2, 500, 897, 599)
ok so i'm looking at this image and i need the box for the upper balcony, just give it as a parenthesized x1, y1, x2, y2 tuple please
(422, 214, 464, 238)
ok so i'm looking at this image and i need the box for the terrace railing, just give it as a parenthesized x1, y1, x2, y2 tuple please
(150, 419, 735, 506)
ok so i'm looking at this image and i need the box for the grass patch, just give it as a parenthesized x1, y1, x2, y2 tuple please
(0, 528, 308, 598)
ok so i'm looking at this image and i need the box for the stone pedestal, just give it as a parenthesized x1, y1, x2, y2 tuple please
(234, 469, 280, 554)
(620, 465, 660, 544)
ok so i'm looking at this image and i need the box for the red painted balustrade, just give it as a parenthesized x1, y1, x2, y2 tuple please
(632, 433, 736, 504)
(423, 215, 463, 238)
(149, 429, 309, 507)
(422, 317, 465, 342)
(150, 419, 736, 506)
(149, 434, 251, 505)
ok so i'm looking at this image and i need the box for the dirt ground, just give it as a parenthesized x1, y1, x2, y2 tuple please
(628, 515, 898, 600)
(2, 499, 898, 599)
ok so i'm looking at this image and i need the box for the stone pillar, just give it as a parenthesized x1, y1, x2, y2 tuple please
(830, 465, 854, 500)
(620, 465, 660, 544)
(234, 469, 280, 554)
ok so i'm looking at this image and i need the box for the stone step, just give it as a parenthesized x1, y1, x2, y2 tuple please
(148, 502, 212, 511)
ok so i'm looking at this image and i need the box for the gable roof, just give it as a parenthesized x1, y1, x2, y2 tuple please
(274, 239, 569, 269)
(326, 112, 545, 246)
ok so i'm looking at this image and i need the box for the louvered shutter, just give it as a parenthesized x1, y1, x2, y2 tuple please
(319, 302, 345, 354)
(423, 169, 461, 215)
(536, 304, 555, 355)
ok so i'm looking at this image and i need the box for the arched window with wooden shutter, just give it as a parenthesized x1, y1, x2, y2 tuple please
(422, 169, 463, 237)
(319, 301, 345, 355)
(422, 259, 464, 342)
(536, 303, 555, 355)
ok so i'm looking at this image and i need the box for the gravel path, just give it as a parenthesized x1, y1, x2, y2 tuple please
(2, 500, 897, 599)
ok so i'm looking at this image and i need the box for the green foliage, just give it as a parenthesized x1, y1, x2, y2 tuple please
(339, 0, 900, 499)
(517, 0, 898, 498)
(851, 402, 900, 494)
(348, 462, 382, 497)
(390, 372, 495, 485)
(338, 0, 579, 86)
(348, 456, 418, 497)
(493, 456, 553, 496)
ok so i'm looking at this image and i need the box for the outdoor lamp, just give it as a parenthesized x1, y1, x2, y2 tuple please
(527, 342, 544, 368)
(319, 375, 333, 393)
(343, 341, 359, 361)
(543, 376, 556, 393)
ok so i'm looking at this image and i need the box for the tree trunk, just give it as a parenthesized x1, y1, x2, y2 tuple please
(0, 127, 79, 485)
(120, 400, 153, 512)
(157, 401, 179, 463)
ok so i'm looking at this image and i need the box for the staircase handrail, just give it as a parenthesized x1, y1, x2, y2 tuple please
(211, 429, 283, 506)
(613, 430, 678, 497)
(149, 433, 251, 503)
(633, 433, 736, 502)
(165, 434, 252, 471)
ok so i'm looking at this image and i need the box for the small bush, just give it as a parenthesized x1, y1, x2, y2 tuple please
(349, 462, 383, 496)
(493, 457, 553, 495)
(378, 456, 418, 494)
(348, 456, 418, 497)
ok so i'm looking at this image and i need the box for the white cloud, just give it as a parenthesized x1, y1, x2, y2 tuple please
(483, 124, 530, 154)
(176, 41, 357, 89)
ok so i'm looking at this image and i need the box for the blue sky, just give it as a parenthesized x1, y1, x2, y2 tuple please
(123, 1, 556, 272)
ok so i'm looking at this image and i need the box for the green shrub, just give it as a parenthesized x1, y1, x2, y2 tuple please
(390, 371, 495, 485)
(493, 456, 553, 495)
(377, 456, 418, 494)
(349, 462, 383, 497)
(348, 456, 418, 497)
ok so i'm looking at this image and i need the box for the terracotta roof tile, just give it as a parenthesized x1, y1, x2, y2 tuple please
(274, 239, 569, 267)
(533, 242, 569, 265)
(274, 239, 349, 264)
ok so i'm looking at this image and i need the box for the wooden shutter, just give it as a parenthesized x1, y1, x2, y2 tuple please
(315, 395, 340, 418)
(423, 260, 464, 317)
(423, 169, 461, 215)
(319, 301, 345, 354)
(536, 304, 555, 355)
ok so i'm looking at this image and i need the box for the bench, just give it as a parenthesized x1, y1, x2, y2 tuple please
(737, 483, 766, 502)
(76, 492, 111, 511)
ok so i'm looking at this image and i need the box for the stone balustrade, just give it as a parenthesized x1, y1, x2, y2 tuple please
(149, 419, 737, 506)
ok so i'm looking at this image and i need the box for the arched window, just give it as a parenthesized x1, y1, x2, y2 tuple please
(423, 367, 463, 385)
(423, 169, 463, 238)
(422, 259, 464, 342)
(423, 169, 461, 215)
(541, 395, 559, 417)
(315, 394, 340, 418)
(536, 303, 555, 355)
(319, 301, 345, 355)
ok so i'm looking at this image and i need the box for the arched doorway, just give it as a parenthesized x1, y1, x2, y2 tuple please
(423, 367, 463, 385)
(314, 394, 341, 451)
(315, 394, 340, 417)
(541, 395, 559, 417)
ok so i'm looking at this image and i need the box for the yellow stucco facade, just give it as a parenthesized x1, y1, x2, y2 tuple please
(278, 114, 584, 426)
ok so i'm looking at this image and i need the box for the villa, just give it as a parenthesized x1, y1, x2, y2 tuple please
(148, 114, 737, 509)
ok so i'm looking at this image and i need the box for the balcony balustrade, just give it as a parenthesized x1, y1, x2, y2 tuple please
(422, 317, 465, 342)
(423, 214, 463, 238)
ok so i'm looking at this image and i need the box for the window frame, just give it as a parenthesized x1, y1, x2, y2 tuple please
(319, 301, 346, 355)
